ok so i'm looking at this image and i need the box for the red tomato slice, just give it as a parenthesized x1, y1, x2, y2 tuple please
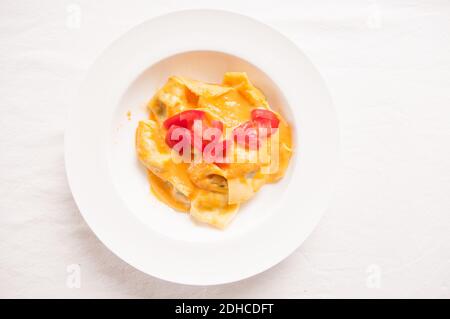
(251, 109, 280, 134)
(164, 111, 228, 160)
(165, 125, 192, 150)
(210, 120, 224, 133)
(163, 110, 205, 130)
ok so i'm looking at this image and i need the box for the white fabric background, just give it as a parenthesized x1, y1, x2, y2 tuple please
(1, 0, 450, 298)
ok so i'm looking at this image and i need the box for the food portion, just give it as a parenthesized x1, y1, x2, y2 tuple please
(136, 72, 293, 229)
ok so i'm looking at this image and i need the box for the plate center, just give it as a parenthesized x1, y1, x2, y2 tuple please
(108, 51, 295, 242)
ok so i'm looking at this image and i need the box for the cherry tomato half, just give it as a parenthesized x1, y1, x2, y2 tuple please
(210, 120, 224, 133)
(163, 110, 205, 130)
(165, 125, 192, 149)
(251, 108, 280, 134)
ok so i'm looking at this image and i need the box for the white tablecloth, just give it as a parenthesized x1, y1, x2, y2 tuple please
(1, 0, 449, 298)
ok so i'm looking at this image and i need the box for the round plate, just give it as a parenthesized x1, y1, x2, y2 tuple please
(65, 10, 338, 285)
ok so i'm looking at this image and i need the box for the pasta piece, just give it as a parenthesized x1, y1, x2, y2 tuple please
(190, 190, 239, 229)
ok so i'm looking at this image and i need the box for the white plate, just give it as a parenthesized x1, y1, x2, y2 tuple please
(65, 10, 338, 285)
